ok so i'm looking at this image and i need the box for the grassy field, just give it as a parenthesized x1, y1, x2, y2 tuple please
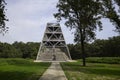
(61, 61, 120, 80)
(0, 58, 51, 80)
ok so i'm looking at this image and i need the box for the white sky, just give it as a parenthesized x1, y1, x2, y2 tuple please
(0, 0, 118, 44)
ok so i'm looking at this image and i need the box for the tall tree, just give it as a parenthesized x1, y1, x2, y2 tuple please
(0, 0, 8, 34)
(0, 42, 22, 58)
(54, 0, 103, 66)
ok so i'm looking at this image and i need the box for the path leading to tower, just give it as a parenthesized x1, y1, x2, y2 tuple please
(39, 62, 68, 80)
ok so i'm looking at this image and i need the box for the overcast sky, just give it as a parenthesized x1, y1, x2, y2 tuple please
(0, 0, 118, 44)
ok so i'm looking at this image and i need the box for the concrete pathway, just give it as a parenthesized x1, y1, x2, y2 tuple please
(39, 62, 68, 80)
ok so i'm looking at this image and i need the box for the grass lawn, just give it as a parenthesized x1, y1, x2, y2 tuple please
(61, 61, 120, 80)
(0, 58, 51, 80)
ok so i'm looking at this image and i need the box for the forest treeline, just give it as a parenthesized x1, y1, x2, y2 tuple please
(69, 36, 120, 59)
(0, 36, 120, 59)
(0, 42, 40, 59)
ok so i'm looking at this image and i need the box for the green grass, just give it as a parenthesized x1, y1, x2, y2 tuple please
(61, 61, 120, 80)
(0, 58, 51, 80)
(86, 57, 120, 64)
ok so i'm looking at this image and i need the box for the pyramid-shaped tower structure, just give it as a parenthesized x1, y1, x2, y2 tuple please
(36, 23, 71, 61)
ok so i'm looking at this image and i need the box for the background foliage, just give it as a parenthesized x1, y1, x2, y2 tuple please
(68, 36, 120, 59)
(0, 42, 40, 59)
(0, 36, 120, 59)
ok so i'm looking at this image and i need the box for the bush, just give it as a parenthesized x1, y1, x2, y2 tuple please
(86, 57, 120, 64)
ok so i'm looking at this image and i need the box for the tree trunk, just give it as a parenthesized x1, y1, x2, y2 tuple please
(80, 33, 86, 66)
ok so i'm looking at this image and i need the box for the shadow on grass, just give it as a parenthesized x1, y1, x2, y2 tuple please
(0, 59, 51, 80)
(61, 62, 120, 76)
(0, 71, 35, 80)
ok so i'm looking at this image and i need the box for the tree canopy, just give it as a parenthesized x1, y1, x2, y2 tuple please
(101, 0, 120, 33)
(0, 0, 8, 34)
(0, 42, 40, 59)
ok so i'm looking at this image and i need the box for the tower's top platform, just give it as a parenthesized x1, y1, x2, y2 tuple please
(47, 23, 60, 27)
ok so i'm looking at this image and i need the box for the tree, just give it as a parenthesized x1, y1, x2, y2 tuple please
(54, 0, 103, 66)
(67, 44, 82, 59)
(91, 39, 108, 57)
(0, 0, 8, 34)
(106, 36, 120, 56)
(0, 42, 22, 58)
(87, 37, 120, 57)
(26, 42, 40, 59)
(12, 42, 26, 58)
(12, 41, 40, 59)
